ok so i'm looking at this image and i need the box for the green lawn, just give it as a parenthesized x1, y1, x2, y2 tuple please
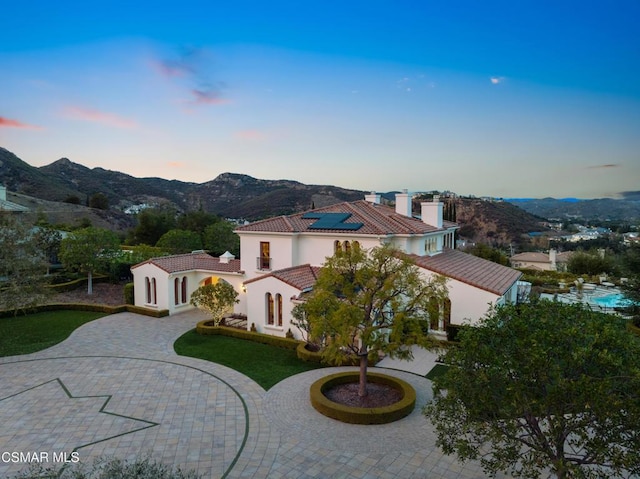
(0, 310, 107, 357)
(174, 330, 327, 390)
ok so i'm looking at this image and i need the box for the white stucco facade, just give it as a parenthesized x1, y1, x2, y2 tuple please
(132, 192, 522, 339)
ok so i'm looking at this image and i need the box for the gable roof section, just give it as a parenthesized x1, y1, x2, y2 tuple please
(235, 200, 457, 236)
(131, 252, 242, 274)
(411, 249, 522, 296)
(244, 264, 321, 291)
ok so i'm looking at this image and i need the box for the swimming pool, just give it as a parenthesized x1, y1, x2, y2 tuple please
(592, 293, 632, 309)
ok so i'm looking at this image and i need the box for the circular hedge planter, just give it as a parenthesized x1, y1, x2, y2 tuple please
(310, 371, 416, 425)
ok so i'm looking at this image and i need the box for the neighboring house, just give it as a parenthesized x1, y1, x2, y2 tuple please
(510, 249, 573, 272)
(132, 191, 522, 338)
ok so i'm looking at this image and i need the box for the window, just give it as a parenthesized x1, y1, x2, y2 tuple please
(259, 242, 271, 270)
(266, 293, 274, 325)
(174, 278, 180, 305)
(181, 277, 188, 304)
(425, 237, 438, 254)
(145, 277, 157, 305)
(276, 293, 283, 327)
(334, 240, 342, 253)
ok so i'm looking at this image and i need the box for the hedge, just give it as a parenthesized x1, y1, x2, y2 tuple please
(196, 320, 301, 350)
(309, 371, 416, 424)
(0, 303, 169, 319)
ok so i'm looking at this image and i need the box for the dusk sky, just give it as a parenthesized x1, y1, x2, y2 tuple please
(1, 1, 639, 199)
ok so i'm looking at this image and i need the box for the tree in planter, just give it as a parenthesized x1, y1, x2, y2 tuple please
(59, 227, 121, 295)
(190, 281, 239, 325)
(301, 244, 448, 397)
(424, 299, 640, 479)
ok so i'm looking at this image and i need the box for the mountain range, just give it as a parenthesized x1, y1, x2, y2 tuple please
(3, 146, 636, 246)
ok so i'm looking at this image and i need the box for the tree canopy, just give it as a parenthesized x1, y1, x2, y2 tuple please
(300, 244, 448, 396)
(59, 227, 121, 294)
(0, 213, 50, 313)
(190, 281, 239, 325)
(424, 299, 640, 479)
(155, 229, 202, 254)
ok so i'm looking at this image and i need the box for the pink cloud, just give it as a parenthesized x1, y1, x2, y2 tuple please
(150, 59, 193, 78)
(190, 88, 229, 105)
(167, 161, 185, 168)
(0, 116, 43, 130)
(63, 106, 137, 129)
(235, 129, 267, 141)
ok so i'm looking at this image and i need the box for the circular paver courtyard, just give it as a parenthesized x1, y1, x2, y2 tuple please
(0, 311, 500, 479)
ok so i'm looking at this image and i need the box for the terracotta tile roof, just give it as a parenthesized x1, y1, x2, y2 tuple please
(510, 252, 550, 263)
(235, 200, 457, 235)
(244, 264, 321, 291)
(411, 249, 522, 296)
(131, 252, 242, 274)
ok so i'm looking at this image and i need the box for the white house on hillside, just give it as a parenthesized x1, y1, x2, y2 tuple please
(131, 191, 522, 338)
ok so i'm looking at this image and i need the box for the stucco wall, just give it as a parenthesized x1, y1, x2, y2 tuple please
(245, 276, 302, 339)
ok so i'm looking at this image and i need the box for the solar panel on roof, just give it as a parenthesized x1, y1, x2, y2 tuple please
(301, 212, 364, 230)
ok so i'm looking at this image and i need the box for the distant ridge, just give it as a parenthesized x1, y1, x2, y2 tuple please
(0, 147, 364, 220)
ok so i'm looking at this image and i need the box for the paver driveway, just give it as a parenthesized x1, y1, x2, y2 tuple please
(0, 310, 500, 478)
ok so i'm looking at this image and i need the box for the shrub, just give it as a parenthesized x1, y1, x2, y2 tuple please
(124, 282, 134, 304)
(309, 371, 416, 424)
(10, 455, 201, 479)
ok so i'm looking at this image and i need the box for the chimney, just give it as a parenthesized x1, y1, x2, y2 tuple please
(219, 251, 235, 264)
(364, 191, 381, 204)
(395, 190, 412, 217)
(421, 195, 443, 228)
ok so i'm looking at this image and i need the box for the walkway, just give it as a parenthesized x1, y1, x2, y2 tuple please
(0, 310, 502, 479)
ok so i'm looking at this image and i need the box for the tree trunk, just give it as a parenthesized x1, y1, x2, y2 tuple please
(358, 352, 369, 397)
(87, 270, 93, 295)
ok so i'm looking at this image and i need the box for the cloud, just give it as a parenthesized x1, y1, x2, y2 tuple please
(62, 106, 137, 129)
(167, 161, 185, 168)
(0, 116, 43, 130)
(190, 87, 229, 105)
(586, 164, 619, 169)
(153, 46, 227, 107)
(490, 76, 506, 85)
(234, 129, 267, 141)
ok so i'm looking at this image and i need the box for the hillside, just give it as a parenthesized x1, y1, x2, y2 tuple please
(454, 198, 549, 247)
(0, 147, 554, 242)
(0, 147, 364, 220)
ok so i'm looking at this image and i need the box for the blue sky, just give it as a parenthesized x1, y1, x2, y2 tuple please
(1, 1, 639, 199)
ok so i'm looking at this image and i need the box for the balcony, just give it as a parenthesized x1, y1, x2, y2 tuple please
(256, 256, 272, 271)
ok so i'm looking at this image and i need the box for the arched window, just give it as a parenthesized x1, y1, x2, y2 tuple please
(145, 277, 151, 304)
(174, 278, 180, 305)
(428, 297, 440, 331)
(266, 293, 274, 325)
(443, 298, 451, 330)
(344, 241, 351, 253)
(334, 240, 342, 253)
(353, 240, 360, 250)
(276, 293, 283, 327)
(181, 277, 187, 304)
(150, 278, 157, 305)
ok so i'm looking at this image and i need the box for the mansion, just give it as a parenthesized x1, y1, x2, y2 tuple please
(131, 191, 522, 339)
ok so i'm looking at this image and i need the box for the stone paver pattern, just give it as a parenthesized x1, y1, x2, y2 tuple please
(0, 310, 503, 478)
